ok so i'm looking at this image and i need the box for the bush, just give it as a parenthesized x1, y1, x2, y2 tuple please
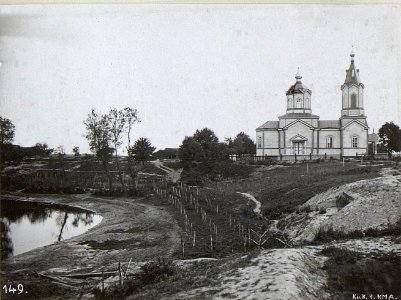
(139, 257, 175, 284)
(335, 192, 353, 209)
(93, 257, 175, 299)
(92, 188, 144, 197)
(298, 205, 313, 213)
(248, 158, 277, 166)
(322, 246, 401, 300)
(314, 225, 363, 243)
(321, 246, 359, 264)
(180, 161, 254, 185)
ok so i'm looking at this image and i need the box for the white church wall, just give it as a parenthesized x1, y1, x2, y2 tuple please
(342, 122, 368, 156)
(318, 130, 341, 155)
(256, 130, 279, 156)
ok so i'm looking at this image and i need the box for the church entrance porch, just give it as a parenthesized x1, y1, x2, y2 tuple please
(289, 134, 308, 155)
(292, 141, 305, 155)
(292, 142, 305, 155)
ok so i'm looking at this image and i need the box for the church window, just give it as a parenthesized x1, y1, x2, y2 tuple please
(327, 136, 333, 148)
(296, 98, 301, 108)
(351, 94, 357, 108)
(352, 136, 358, 148)
(257, 136, 262, 148)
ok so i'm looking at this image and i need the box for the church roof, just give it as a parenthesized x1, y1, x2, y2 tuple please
(279, 113, 319, 119)
(286, 71, 311, 95)
(319, 120, 341, 129)
(256, 121, 279, 130)
(344, 53, 362, 85)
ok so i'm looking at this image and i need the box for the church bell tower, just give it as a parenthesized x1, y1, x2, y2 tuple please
(341, 52, 365, 117)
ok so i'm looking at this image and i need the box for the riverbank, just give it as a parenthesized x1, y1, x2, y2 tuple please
(1, 193, 181, 299)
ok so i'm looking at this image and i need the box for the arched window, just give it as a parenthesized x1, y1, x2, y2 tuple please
(351, 94, 357, 108)
(326, 136, 333, 149)
(296, 98, 301, 108)
(288, 97, 292, 108)
(352, 136, 358, 148)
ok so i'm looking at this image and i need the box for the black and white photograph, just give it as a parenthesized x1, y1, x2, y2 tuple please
(1, 2, 401, 299)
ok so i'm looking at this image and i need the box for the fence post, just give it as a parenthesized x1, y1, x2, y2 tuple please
(118, 261, 122, 288)
(102, 269, 105, 293)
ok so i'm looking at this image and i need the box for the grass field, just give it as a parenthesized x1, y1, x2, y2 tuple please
(206, 160, 388, 219)
(147, 160, 392, 259)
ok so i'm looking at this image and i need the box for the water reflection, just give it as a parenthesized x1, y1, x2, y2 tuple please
(0, 198, 102, 259)
(1, 219, 13, 260)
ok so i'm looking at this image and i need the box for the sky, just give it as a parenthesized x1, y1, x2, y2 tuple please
(0, 4, 400, 154)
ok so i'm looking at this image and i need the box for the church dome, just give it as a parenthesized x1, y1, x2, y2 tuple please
(286, 71, 311, 95)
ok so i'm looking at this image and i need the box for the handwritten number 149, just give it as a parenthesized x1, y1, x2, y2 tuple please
(2, 284, 25, 294)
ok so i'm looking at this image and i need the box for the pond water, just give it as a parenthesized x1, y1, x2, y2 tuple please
(1, 198, 102, 259)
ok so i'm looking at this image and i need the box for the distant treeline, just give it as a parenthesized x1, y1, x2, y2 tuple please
(0, 143, 54, 164)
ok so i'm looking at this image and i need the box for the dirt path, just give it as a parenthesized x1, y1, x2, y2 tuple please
(1, 193, 181, 299)
(237, 192, 262, 216)
(150, 159, 182, 183)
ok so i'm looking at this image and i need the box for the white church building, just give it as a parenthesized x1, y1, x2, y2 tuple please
(256, 53, 375, 159)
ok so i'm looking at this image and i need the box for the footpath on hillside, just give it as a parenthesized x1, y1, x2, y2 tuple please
(150, 159, 183, 183)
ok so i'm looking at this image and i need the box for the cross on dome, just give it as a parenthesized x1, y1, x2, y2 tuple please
(295, 67, 302, 81)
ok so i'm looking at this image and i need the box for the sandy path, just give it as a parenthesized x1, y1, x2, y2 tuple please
(150, 159, 183, 183)
(237, 192, 262, 216)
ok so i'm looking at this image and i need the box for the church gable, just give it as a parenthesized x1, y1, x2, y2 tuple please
(283, 119, 315, 130)
(341, 119, 368, 130)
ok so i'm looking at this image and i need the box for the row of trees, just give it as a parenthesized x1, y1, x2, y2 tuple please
(177, 128, 256, 184)
(178, 128, 256, 167)
(2, 115, 401, 167)
(83, 108, 156, 190)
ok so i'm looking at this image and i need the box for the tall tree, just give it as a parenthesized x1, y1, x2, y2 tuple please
(193, 128, 219, 145)
(0, 116, 15, 146)
(378, 122, 401, 157)
(108, 108, 127, 191)
(178, 136, 204, 166)
(84, 109, 113, 189)
(72, 146, 80, 156)
(230, 132, 256, 155)
(123, 107, 140, 178)
(193, 128, 222, 162)
(129, 137, 155, 165)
